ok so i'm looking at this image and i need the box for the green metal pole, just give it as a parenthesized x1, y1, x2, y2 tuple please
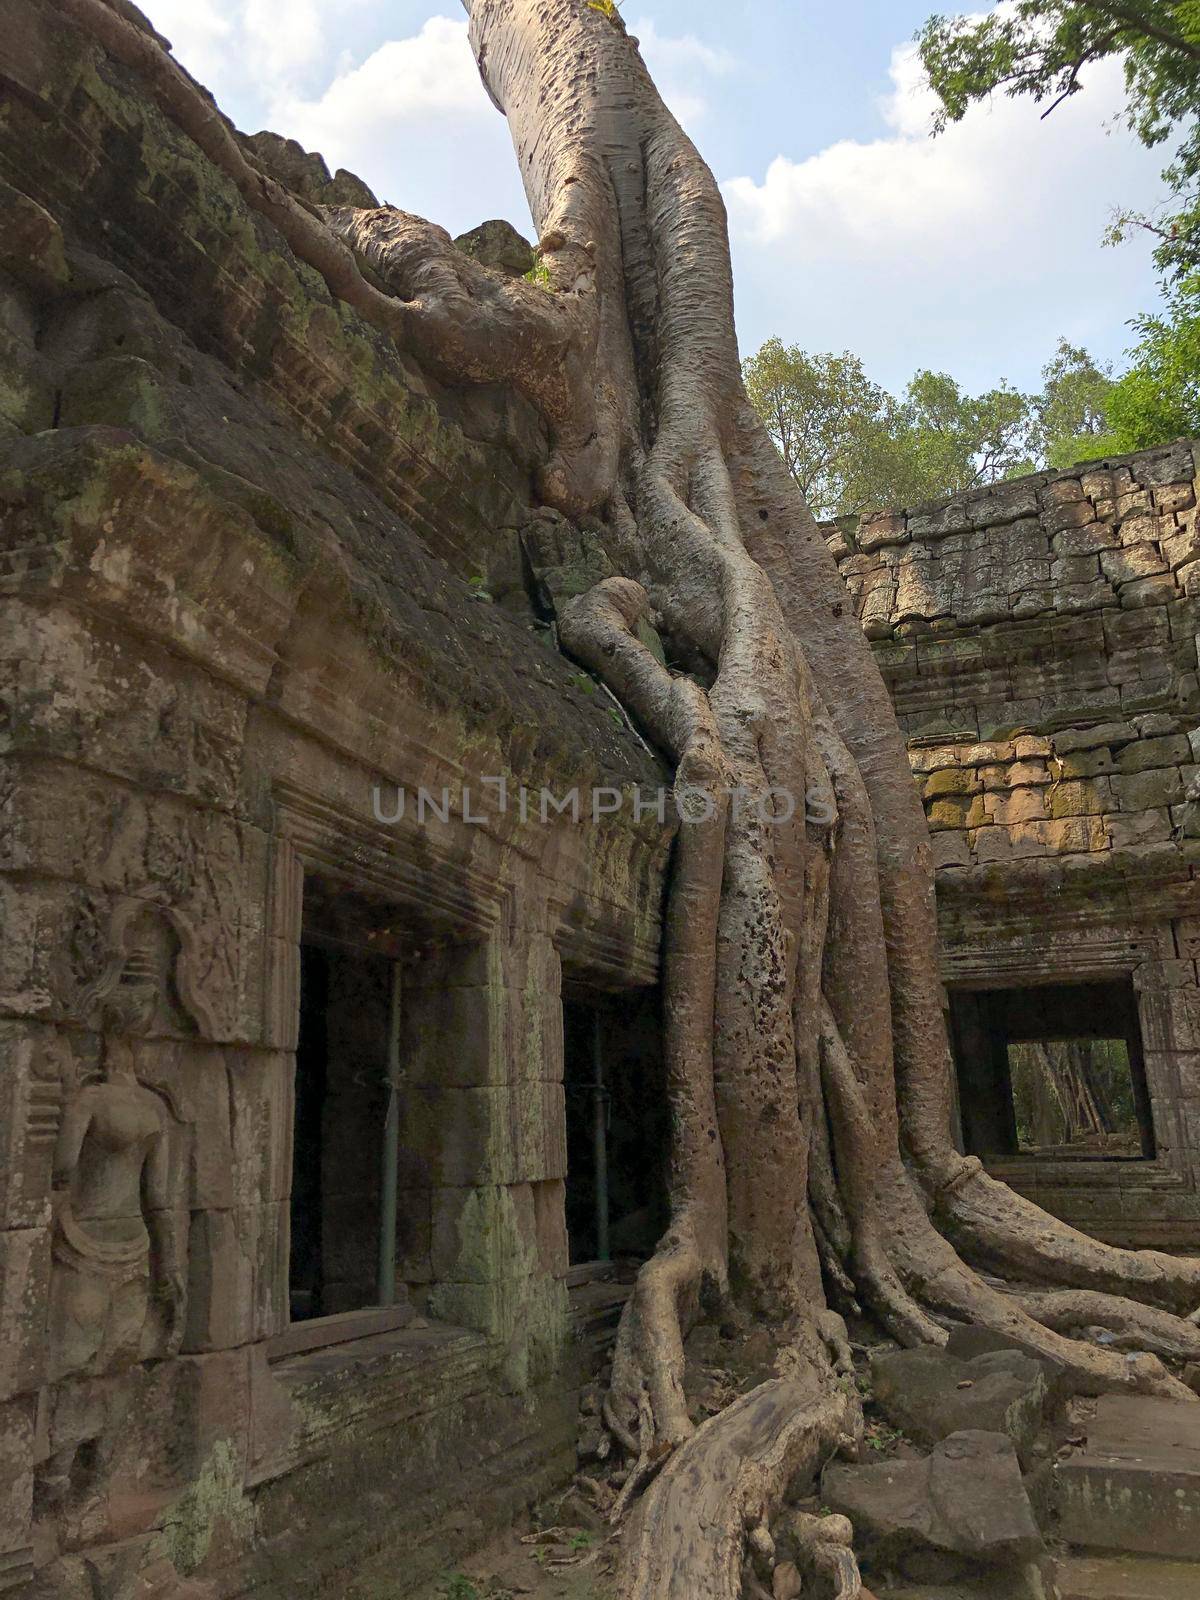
(593, 1009, 610, 1262)
(378, 959, 403, 1304)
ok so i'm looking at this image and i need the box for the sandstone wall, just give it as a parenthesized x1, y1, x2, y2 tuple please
(0, 3, 672, 1595)
(833, 444, 1200, 1250)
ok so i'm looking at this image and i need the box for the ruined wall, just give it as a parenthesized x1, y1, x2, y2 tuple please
(0, 3, 672, 1595)
(833, 443, 1200, 1249)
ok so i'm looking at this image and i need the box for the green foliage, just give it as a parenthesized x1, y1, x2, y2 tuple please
(876, 368, 1034, 506)
(439, 1575, 480, 1600)
(1105, 276, 1200, 443)
(1033, 338, 1123, 466)
(742, 339, 890, 516)
(918, 3, 1200, 277)
(524, 259, 553, 290)
(744, 339, 1042, 517)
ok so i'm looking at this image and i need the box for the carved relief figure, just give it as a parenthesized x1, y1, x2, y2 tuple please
(48, 938, 186, 1384)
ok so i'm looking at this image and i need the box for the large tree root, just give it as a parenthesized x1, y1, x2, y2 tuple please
(616, 1353, 861, 1600)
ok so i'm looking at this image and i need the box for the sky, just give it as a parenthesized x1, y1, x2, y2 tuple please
(142, 0, 1172, 395)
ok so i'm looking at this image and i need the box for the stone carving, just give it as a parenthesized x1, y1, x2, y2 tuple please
(77, 898, 219, 1042)
(48, 932, 187, 1383)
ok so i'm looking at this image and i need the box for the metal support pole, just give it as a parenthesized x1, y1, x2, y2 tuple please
(378, 959, 403, 1304)
(592, 1008, 610, 1262)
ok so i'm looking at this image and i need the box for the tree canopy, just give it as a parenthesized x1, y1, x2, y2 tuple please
(743, 334, 1132, 518)
(919, 2, 1200, 279)
(916, 3, 1200, 474)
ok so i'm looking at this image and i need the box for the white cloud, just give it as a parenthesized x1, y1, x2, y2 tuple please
(722, 44, 1169, 388)
(145, 0, 232, 83)
(243, 0, 326, 83)
(631, 16, 734, 125)
(269, 16, 495, 172)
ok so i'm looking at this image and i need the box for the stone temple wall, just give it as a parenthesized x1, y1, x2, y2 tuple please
(0, 3, 672, 1596)
(831, 444, 1200, 1251)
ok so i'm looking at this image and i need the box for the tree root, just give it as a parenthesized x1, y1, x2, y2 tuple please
(934, 1159, 1200, 1314)
(614, 1354, 859, 1600)
(786, 1513, 861, 1600)
(1018, 1289, 1200, 1362)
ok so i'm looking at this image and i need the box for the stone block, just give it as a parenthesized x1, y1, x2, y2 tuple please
(1112, 768, 1185, 810)
(927, 797, 972, 831)
(924, 767, 979, 799)
(1141, 444, 1196, 486)
(403, 983, 505, 1089)
(1060, 580, 1117, 613)
(983, 787, 1047, 825)
(1042, 816, 1108, 853)
(931, 831, 971, 869)
(910, 745, 963, 774)
(1108, 808, 1173, 848)
(1052, 553, 1102, 584)
(858, 512, 907, 551)
(971, 826, 1014, 862)
(1117, 488, 1154, 520)
(1048, 777, 1112, 818)
(1118, 734, 1192, 772)
(871, 1346, 1046, 1460)
(1056, 1394, 1200, 1558)
(1054, 747, 1116, 777)
(1103, 543, 1169, 585)
(1121, 575, 1179, 608)
(1155, 482, 1196, 514)
(962, 742, 1014, 766)
(823, 1431, 1042, 1566)
(1047, 500, 1097, 533)
(1134, 712, 1182, 737)
(0, 1396, 33, 1591)
(1163, 526, 1200, 570)
(1042, 477, 1085, 506)
(1002, 760, 1051, 788)
(227, 1051, 292, 1208)
(183, 1203, 286, 1352)
(1012, 734, 1052, 758)
(429, 1186, 533, 1284)
(1053, 522, 1121, 556)
(0, 1228, 48, 1399)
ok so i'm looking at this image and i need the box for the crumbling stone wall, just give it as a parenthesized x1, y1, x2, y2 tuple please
(833, 443, 1200, 1250)
(0, 3, 672, 1596)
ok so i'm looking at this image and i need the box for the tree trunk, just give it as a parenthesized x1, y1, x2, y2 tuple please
(60, 1, 1200, 1595)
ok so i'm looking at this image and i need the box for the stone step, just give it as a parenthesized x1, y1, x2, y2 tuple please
(1055, 1393, 1200, 1559)
(1052, 1554, 1200, 1599)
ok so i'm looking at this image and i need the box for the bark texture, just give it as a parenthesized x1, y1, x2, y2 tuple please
(62, 2, 1200, 1596)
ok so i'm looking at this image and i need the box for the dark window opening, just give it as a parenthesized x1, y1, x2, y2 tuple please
(949, 979, 1154, 1162)
(563, 988, 669, 1266)
(291, 878, 407, 1322)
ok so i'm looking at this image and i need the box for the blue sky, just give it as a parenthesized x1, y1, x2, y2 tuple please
(145, 0, 1170, 395)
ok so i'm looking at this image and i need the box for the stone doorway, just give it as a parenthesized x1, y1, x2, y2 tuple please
(949, 979, 1155, 1162)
